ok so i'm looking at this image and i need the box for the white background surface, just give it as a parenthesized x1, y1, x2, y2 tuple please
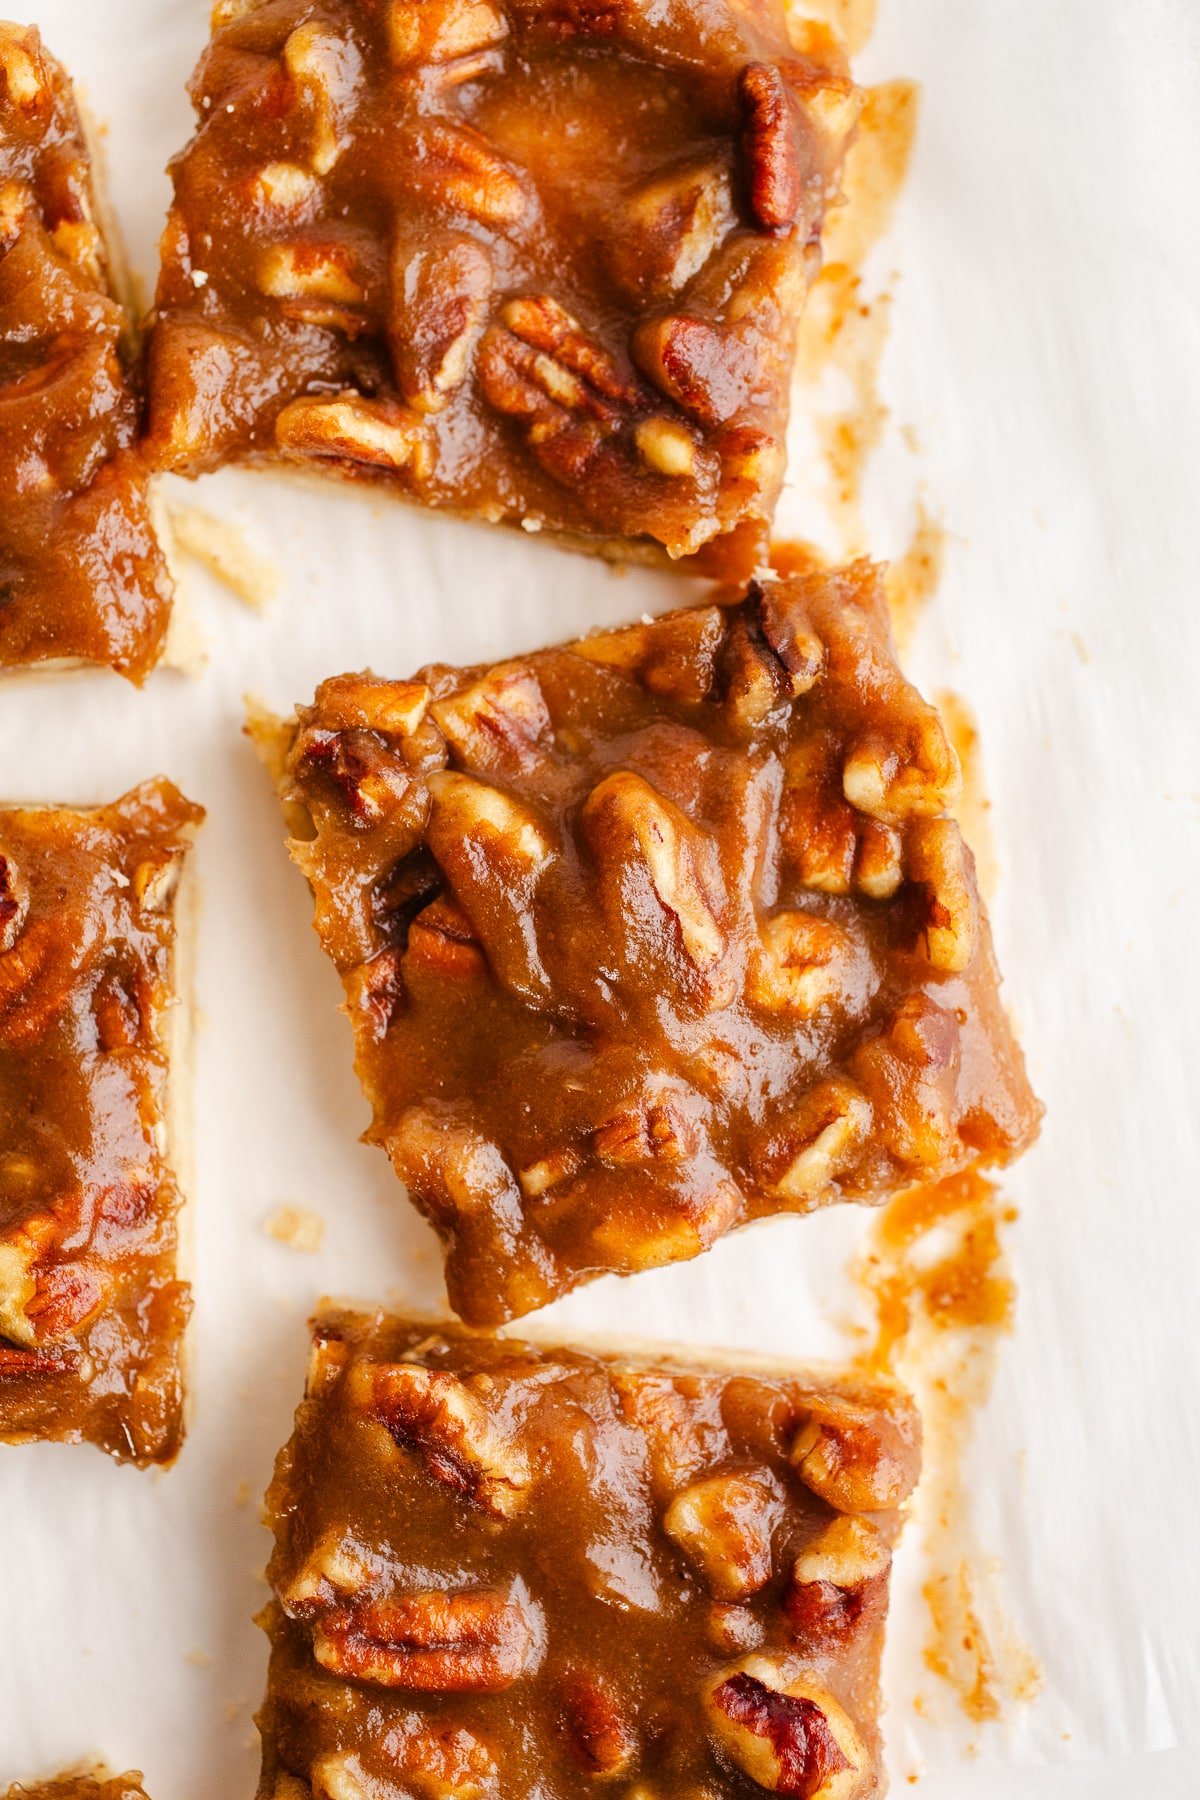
(1, 2, 1199, 1795)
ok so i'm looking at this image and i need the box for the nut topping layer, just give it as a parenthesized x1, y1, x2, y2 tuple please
(146, 0, 859, 570)
(257, 1312, 920, 1797)
(261, 562, 1040, 1325)
(4, 1773, 153, 1800)
(4, 1771, 152, 1800)
(0, 781, 202, 1463)
(0, 25, 173, 679)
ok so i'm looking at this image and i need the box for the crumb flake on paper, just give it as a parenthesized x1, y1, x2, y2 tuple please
(264, 1205, 325, 1254)
(168, 503, 280, 609)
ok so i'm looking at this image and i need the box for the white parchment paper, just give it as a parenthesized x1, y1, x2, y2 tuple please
(1, 2, 1199, 1794)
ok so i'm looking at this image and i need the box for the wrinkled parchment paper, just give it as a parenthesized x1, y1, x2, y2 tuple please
(2, 2, 1198, 1794)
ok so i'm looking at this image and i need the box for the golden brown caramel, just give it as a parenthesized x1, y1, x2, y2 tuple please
(258, 563, 1040, 1325)
(257, 1311, 920, 1797)
(0, 781, 202, 1463)
(0, 25, 172, 680)
(146, 0, 861, 571)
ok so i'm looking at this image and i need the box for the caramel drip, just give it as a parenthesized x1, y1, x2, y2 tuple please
(854, 1170, 1042, 1728)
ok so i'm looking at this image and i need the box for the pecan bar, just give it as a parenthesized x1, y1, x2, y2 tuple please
(257, 562, 1040, 1324)
(0, 781, 203, 1463)
(257, 1310, 920, 1799)
(0, 26, 173, 681)
(145, 0, 859, 570)
(4, 1774, 151, 1800)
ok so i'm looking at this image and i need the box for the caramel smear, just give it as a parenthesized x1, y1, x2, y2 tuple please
(936, 689, 998, 903)
(884, 500, 945, 656)
(167, 503, 280, 610)
(855, 1170, 1042, 1724)
(769, 539, 829, 578)
(794, 79, 920, 556)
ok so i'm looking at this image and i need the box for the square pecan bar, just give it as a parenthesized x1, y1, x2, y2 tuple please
(258, 563, 1040, 1324)
(0, 26, 173, 681)
(0, 781, 202, 1463)
(4, 1775, 151, 1800)
(257, 1310, 920, 1798)
(145, 0, 859, 570)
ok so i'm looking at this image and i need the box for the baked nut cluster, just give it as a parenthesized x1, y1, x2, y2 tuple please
(262, 562, 1040, 1323)
(3, 1774, 152, 1800)
(145, 0, 859, 568)
(0, 781, 202, 1463)
(0, 25, 172, 680)
(257, 1311, 920, 1798)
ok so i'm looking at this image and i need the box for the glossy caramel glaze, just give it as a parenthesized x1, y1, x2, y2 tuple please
(260, 563, 1041, 1325)
(257, 1311, 920, 1798)
(0, 25, 172, 680)
(146, 0, 860, 571)
(0, 781, 202, 1463)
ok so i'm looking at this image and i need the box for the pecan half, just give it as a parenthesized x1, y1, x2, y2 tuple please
(257, 239, 368, 333)
(312, 1732, 498, 1800)
(704, 1657, 866, 1798)
(662, 1470, 783, 1600)
(561, 1669, 637, 1777)
(571, 606, 726, 707)
(312, 1584, 538, 1691)
(250, 160, 319, 213)
(350, 1357, 532, 1515)
(739, 63, 802, 233)
(306, 674, 431, 738)
(408, 120, 529, 225)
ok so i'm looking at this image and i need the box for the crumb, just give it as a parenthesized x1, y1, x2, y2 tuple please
(265, 1205, 325, 1254)
(167, 503, 280, 609)
(186, 1647, 213, 1668)
(225, 1699, 244, 1723)
(233, 1478, 251, 1509)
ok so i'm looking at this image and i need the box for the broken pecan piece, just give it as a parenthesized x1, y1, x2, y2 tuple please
(785, 1515, 891, 1647)
(350, 1357, 533, 1515)
(388, 233, 493, 414)
(662, 1469, 783, 1600)
(790, 1391, 919, 1513)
